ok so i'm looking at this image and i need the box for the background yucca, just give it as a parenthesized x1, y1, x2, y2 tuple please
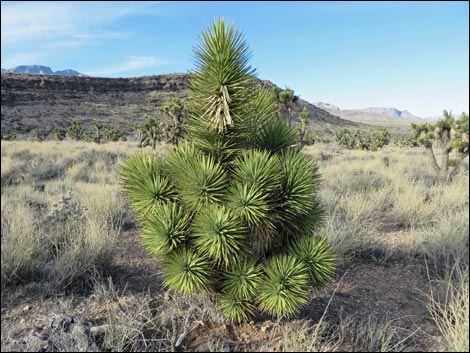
(120, 18, 336, 321)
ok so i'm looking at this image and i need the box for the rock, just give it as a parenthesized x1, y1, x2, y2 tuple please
(22, 305, 31, 311)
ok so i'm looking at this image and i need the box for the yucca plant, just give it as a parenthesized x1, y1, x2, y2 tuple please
(120, 18, 336, 322)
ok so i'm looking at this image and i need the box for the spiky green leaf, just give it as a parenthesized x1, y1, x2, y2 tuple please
(218, 294, 255, 323)
(258, 255, 309, 318)
(192, 205, 247, 267)
(222, 258, 262, 299)
(290, 236, 336, 286)
(162, 248, 212, 295)
(179, 154, 227, 211)
(141, 203, 192, 255)
(254, 118, 298, 154)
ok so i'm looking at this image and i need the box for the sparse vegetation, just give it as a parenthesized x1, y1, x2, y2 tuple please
(334, 127, 391, 151)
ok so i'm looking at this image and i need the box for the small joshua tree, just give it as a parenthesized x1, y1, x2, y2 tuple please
(31, 128, 47, 141)
(412, 110, 469, 182)
(93, 121, 103, 144)
(104, 126, 121, 142)
(299, 106, 310, 147)
(273, 87, 299, 127)
(120, 19, 336, 322)
(144, 117, 164, 150)
(68, 121, 84, 141)
(1, 125, 17, 141)
(135, 123, 150, 148)
(160, 97, 186, 145)
(52, 127, 66, 141)
(84, 131, 95, 143)
(370, 127, 391, 151)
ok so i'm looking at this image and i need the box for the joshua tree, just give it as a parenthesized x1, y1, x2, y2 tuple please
(84, 132, 95, 142)
(135, 123, 150, 148)
(144, 116, 163, 150)
(93, 121, 103, 144)
(1, 125, 17, 141)
(299, 106, 310, 147)
(120, 19, 336, 322)
(273, 87, 299, 127)
(370, 127, 391, 151)
(334, 128, 390, 151)
(412, 110, 469, 182)
(52, 127, 66, 141)
(68, 121, 84, 141)
(105, 126, 121, 142)
(31, 128, 47, 141)
(160, 97, 186, 145)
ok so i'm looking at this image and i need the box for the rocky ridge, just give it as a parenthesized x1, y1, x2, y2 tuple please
(1, 72, 358, 136)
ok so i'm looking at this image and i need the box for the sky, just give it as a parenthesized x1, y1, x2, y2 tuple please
(1, 1, 468, 118)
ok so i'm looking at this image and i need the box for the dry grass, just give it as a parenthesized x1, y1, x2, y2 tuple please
(426, 264, 469, 352)
(1, 140, 468, 351)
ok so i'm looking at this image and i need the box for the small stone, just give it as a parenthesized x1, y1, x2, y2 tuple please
(23, 305, 31, 311)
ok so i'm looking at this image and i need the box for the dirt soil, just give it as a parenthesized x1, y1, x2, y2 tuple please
(1, 230, 445, 352)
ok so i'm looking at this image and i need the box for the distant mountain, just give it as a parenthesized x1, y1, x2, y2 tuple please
(315, 102, 425, 123)
(2, 65, 85, 76)
(53, 69, 83, 76)
(8, 65, 53, 75)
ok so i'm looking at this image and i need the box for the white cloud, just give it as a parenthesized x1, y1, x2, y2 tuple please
(88, 56, 172, 76)
(1, 1, 162, 43)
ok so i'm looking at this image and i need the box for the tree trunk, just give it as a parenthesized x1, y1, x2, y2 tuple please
(426, 146, 441, 173)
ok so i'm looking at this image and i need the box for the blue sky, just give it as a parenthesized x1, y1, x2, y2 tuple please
(1, 1, 468, 118)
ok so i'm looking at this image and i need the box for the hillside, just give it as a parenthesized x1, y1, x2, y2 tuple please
(0, 72, 360, 136)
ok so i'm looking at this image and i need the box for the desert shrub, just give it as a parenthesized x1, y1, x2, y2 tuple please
(405, 167, 436, 187)
(46, 190, 87, 223)
(1, 186, 123, 291)
(24, 156, 64, 181)
(336, 170, 390, 193)
(120, 19, 336, 322)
